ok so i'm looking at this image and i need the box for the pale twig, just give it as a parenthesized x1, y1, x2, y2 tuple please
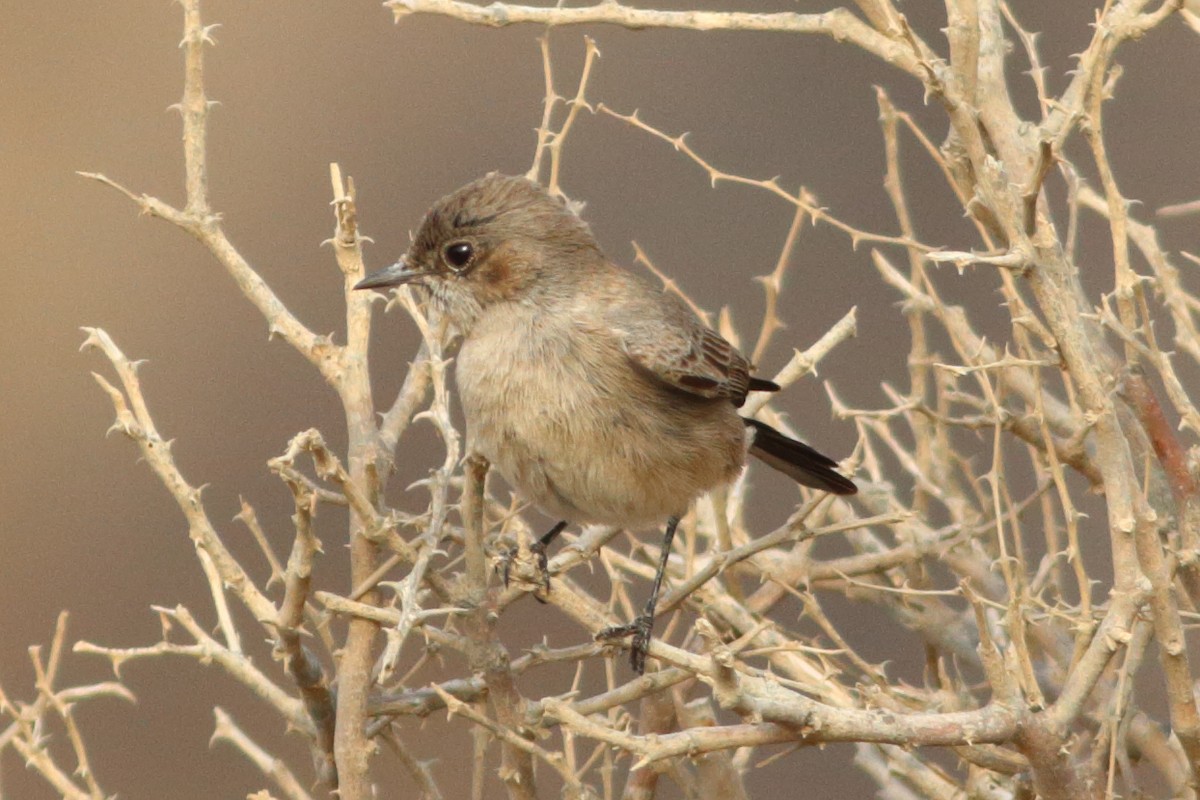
(526, 34, 559, 183)
(1029, 350, 1092, 646)
(854, 745, 923, 800)
(211, 708, 315, 800)
(235, 497, 285, 587)
(545, 695, 1022, 768)
(81, 328, 276, 625)
(1046, 587, 1147, 732)
(470, 716, 487, 800)
(433, 684, 586, 795)
(1102, 307, 1200, 438)
(324, 159, 387, 800)
(273, 485, 336, 787)
(1158, 198, 1200, 216)
(0, 679, 97, 800)
(621, 688, 676, 799)
(381, 727, 444, 800)
(268, 429, 379, 537)
(81, 49, 394, 791)
(631, 242, 712, 325)
(455, 447, 538, 800)
(998, 1, 1050, 116)
(961, 580, 1019, 703)
(1134, 511, 1200, 780)
(372, 291, 461, 674)
(868, 250, 1079, 438)
(1080, 55, 1140, 371)
(0, 616, 116, 800)
(546, 36, 599, 197)
(75, 605, 314, 737)
(0, 617, 135, 762)
(1080, 184, 1200, 371)
(871, 88, 953, 526)
(600, 105, 934, 254)
(387, 0, 921, 77)
(81, 54, 340, 388)
(197, 547, 242, 655)
(741, 307, 857, 417)
(379, 340, 432, 453)
(461, 455, 489, 600)
(750, 202, 807, 366)
(945, 0, 980, 107)
(378, 542, 444, 680)
(924, 249, 1028, 271)
(659, 508, 908, 616)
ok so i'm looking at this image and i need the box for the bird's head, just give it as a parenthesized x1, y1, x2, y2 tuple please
(355, 173, 601, 331)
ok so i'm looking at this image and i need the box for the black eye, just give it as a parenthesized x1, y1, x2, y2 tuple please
(443, 241, 474, 271)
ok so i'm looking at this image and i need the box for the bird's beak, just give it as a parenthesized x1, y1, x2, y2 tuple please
(354, 258, 427, 291)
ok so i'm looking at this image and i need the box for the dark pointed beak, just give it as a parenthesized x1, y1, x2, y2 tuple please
(354, 259, 427, 291)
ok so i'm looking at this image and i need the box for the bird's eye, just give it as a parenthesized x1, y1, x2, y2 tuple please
(443, 241, 475, 272)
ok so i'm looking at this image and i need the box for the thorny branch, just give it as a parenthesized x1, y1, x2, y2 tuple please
(56, 0, 1200, 798)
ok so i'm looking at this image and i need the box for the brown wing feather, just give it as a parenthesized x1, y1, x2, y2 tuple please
(614, 287, 771, 408)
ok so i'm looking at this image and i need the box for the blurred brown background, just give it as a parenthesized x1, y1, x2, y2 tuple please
(1, 1, 1197, 797)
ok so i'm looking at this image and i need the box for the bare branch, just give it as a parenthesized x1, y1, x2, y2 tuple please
(211, 708, 316, 800)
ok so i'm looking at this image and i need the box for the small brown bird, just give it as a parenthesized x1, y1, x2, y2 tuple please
(357, 174, 855, 672)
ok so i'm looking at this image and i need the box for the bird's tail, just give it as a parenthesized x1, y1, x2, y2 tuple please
(744, 418, 857, 495)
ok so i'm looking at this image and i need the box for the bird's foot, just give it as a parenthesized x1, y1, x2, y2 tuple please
(495, 544, 518, 590)
(495, 541, 551, 603)
(596, 613, 654, 675)
(529, 540, 550, 602)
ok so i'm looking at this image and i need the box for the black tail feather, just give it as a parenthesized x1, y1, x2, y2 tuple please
(744, 418, 857, 495)
(748, 376, 781, 393)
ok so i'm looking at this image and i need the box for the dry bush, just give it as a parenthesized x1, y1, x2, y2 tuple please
(4, 1, 1200, 799)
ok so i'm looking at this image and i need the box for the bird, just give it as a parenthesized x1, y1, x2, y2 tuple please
(356, 173, 856, 673)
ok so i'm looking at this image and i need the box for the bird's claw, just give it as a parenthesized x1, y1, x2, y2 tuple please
(496, 545, 517, 589)
(531, 540, 551, 598)
(596, 613, 654, 674)
(495, 542, 552, 603)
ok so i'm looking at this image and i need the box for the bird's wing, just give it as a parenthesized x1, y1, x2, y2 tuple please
(608, 285, 773, 408)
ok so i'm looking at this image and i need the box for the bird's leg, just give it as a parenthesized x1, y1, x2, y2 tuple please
(499, 520, 568, 601)
(530, 520, 568, 597)
(596, 515, 680, 674)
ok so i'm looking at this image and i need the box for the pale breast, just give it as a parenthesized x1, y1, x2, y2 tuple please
(455, 302, 747, 528)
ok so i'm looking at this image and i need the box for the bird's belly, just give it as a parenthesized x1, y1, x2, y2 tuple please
(457, 328, 746, 528)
